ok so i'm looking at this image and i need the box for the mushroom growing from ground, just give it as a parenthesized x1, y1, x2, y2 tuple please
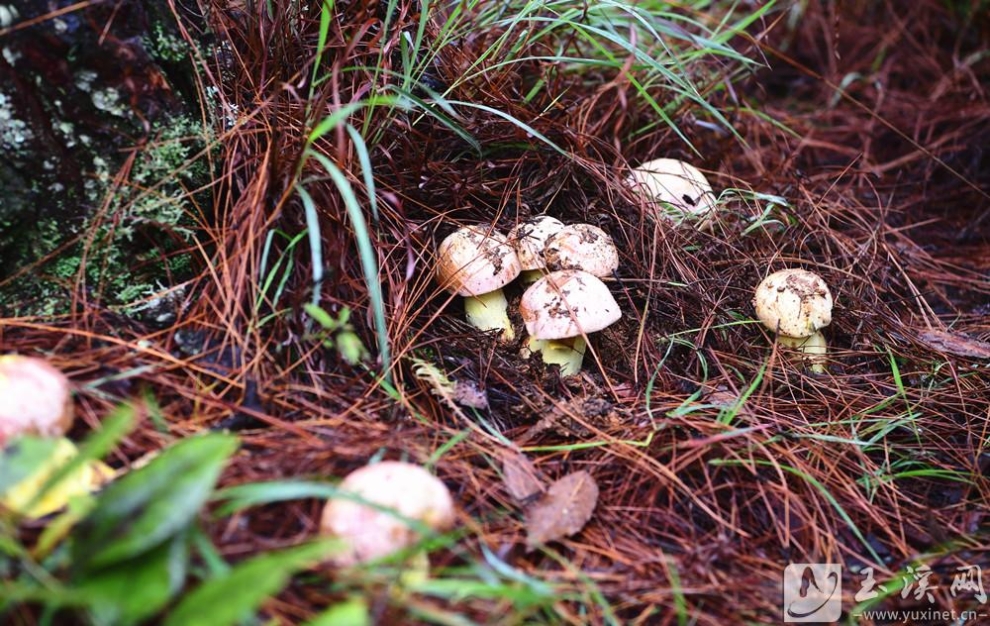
(0, 355, 74, 446)
(320, 461, 456, 567)
(435, 225, 522, 341)
(507, 215, 565, 283)
(753, 268, 833, 373)
(520, 270, 622, 376)
(543, 223, 619, 278)
(627, 158, 717, 227)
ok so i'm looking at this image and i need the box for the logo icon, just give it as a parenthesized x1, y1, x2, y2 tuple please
(783, 563, 842, 622)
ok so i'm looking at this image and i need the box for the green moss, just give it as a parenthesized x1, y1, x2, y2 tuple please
(145, 23, 191, 64)
(0, 113, 216, 318)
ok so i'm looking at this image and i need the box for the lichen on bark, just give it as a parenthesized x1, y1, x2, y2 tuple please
(0, 0, 214, 317)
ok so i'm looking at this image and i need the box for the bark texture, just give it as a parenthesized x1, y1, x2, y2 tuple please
(0, 0, 209, 314)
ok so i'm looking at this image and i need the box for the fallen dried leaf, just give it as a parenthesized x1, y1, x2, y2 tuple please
(411, 357, 489, 409)
(452, 379, 489, 409)
(525, 470, 599, 550)
(501, 452, 545, 504)
(918, 330, 990, 359)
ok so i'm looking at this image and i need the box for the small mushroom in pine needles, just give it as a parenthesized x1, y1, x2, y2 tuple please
(507, 215, 565, 283)
(753, 268, 833, 372)
(436, 225, 522, 341)
(627, 158, 717, 227)
(520, 270, 622, 375)
(0, 354, 74, 446)
(542, 223, 619, 278)
(320, 461, 456, 567)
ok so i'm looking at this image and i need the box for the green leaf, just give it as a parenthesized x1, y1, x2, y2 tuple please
(0, 437, 60, 496)
(8, 404, 136, 519)
(335, 331, 370, 365)
(162, 541, 335, 626)
(299, 154, 392, 382)
(212, 480, 343, 517)
(76, 530, 190, 626)
(304, 302, 344, 332)
(303, 597, 370, 626)
(305, 103, 363, 146)
(71, 434, 238, 573)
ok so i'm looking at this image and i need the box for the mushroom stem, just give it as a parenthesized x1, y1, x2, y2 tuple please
(525, 336, 587, 376)
(519, 269, 545, 285)
(464, 289, 514, 341)
(778, 332, 827, 374)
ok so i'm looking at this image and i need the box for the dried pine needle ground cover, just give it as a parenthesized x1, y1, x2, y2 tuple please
(1, 0, 989, 624)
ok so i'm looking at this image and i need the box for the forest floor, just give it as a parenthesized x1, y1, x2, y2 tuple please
(3, 1, 989, 624)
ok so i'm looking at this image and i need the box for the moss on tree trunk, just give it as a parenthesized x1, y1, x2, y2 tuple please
(0, 0, 214, 317)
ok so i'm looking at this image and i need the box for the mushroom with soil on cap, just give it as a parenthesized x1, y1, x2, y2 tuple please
(752, 268, 833, 373)
(435, 225, 522, 341)
(319, 461, 456, 567)
(507, 215, 565, 283)
(627, 158, 717, 227)
(520, 269, 622, 376)
(543, 223, 619, 278)
(0, 354, 74, 446)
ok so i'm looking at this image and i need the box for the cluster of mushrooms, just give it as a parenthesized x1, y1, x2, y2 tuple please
(318, 161, 837, 567)
(434, 158, 835, 375)
(436, 217, 622, 376)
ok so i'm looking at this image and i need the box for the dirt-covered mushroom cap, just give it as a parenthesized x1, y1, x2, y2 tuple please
(753, 269, 833, 338)
(543, 224, 619, 277)
(319, 461, 456, 566)
(0, 355, 74, 446)
(507, 216, 565, 271)
(520, 270, 621, 340)
(627, 158, 716, 218)
(435, 225, 521, 296)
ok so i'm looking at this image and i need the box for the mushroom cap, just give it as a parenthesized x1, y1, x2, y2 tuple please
(753, 269, 833, 338)
(520, 270, 622, 340)
(543, 224, 619, 277)
(435, 225, 521, 297)
(320, 461, 456, 566)
(0, 355, 74, 446)
(507, 216, 565, 271)
(627, 158, 716, 218)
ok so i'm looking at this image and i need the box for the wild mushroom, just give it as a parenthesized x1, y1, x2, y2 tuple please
(627, 158, 717, 227)
(507, 215, 565, 283)
(520, 270, 622, 376)
(320, 461, 456, 567)
(543, 223, 619, 277)
(0, 355, 74, 446)
(435, 225, 522, 341)
(753, 269, 833, 373)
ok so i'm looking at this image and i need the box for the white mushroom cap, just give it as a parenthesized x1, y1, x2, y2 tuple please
(543, 224, 619, 277)
(0, 355, 74, 446)
(320, 461, 456, 567)
(753, 269, 833, 338)
(627, 158, 716, 219)
(507, 216, 565, 271)
(435, 225, 521, 297)
(520, 270, 622, 340)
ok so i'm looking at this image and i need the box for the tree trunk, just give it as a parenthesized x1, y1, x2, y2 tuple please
(0, 0, 209, 316)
